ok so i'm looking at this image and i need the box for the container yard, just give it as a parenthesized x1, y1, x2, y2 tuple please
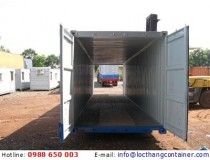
(0, 5, 209, 151)
(0, 85, 210, 149)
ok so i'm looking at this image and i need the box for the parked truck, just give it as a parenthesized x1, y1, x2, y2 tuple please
(59, 16, 189, 141)
(189, 76, 210, 107)
(97, 65, 119, 86)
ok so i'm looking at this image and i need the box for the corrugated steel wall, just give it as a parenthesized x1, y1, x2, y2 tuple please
(74, 40, 93, 122)
(125, 39, 165, 124)
(30, 68, 50, 90)
(15, 69, 30, 90)
(0, 51, 24, 69)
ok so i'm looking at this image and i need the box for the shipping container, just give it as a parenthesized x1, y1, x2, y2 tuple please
(15, 69, 30, 90)
(30, 67, 59, 90)
(0, 68, 16, 95)
(189, 67, 210, 76)
(59, 25, 189, 141)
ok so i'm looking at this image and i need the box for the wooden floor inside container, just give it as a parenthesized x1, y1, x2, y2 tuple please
(76, 95, 160, 127)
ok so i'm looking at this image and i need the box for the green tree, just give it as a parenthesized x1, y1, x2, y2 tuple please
(0, 45, 5, 52)
(0, 45, 10, 53)
(95, 65, 99, 73)
(45, 54, 59, 68)
(22, 48, 37, 60)
(189, 49, 210, 67)
(5, 49, 10, 53)
(33, 55, 46, 67)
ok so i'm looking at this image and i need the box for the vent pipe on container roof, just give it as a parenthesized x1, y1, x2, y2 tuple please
(146, 14, 159, 31)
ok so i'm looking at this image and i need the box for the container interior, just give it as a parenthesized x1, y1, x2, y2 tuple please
(76, 95, 160, 127)
(73, 31, 166, 131)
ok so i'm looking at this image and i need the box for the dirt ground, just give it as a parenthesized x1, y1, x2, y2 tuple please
(0, 83, 210, 150)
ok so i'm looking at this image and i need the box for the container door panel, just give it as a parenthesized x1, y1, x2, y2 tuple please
(164, 26, 189, 140)
(59, 25, 74, 141)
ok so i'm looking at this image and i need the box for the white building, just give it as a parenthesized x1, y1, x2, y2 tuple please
(30, 67, 59, 90)
(0, 68, 15, 95)
(15, 69, 30, 90)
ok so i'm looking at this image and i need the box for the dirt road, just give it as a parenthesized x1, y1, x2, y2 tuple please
(0, 85, 210, 149)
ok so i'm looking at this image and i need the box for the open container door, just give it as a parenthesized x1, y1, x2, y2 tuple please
(59, 25, 74, 141)
(164, 26, 189, 140)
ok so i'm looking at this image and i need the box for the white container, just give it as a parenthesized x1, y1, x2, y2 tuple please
(15, 69, 30, 90)
(0, 68, 15, 95)
(30, 67, 59, 90)
(59, 25, 189, 141)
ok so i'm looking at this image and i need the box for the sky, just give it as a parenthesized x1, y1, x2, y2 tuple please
(0, 0, 209, 55)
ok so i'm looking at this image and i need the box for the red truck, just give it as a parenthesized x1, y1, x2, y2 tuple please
(97, 65, 119, 87)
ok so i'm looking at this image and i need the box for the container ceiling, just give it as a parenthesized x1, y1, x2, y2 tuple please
(74, 31, 164, 64)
